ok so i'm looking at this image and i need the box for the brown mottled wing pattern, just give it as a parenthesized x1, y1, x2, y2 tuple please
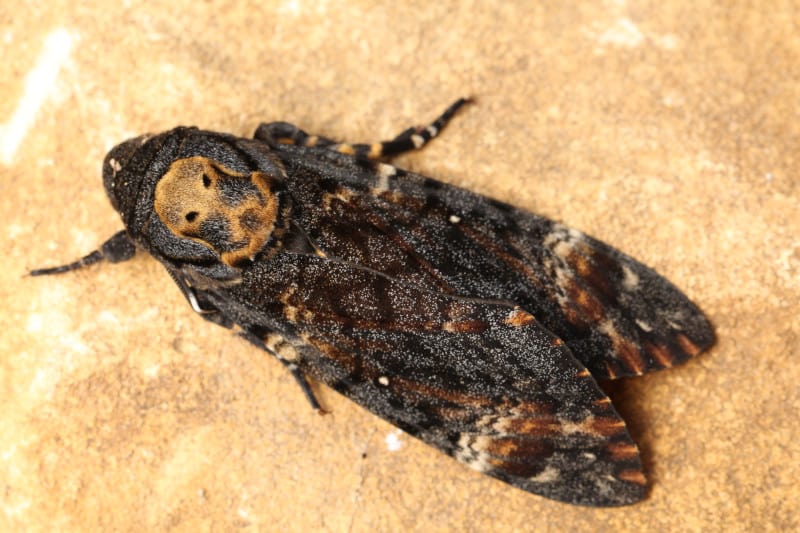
(534, 223, 713, 379)
(211, 253, 647, 507)
(272, 146, 714, 380)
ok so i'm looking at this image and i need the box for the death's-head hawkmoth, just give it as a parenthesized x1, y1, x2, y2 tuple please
(33, 99, 714, 506)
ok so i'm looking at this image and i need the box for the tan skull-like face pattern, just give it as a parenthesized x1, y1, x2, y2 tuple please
(154, 156, 280, 267)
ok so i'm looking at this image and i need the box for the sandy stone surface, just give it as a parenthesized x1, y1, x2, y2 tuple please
(1, 1, 798, 531)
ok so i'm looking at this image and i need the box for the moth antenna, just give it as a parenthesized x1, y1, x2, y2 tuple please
(30, 230, 135, 276)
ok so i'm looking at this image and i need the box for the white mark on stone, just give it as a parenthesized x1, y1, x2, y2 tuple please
(0, 29, 75, 164)
(385, 429, 405, 451)
(143, 364, 161, 378)
(654, 33, 680, 50)
(26, 313, 43, 333)
(597, 18, 644, 48)
(97, 310, 120, 325)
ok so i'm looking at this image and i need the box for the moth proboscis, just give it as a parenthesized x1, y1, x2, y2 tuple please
(32, 98, 714, 506)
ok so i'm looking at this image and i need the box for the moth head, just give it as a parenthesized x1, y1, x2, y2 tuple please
(102, 134, 153, 214)
(153, 156, 282, 268)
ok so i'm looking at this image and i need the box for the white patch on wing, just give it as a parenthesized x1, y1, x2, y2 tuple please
(621, 264, 640, 289)
(454, 434, 492, 473)
(529, 466, 560, 483)
(543, 224, 585, 308)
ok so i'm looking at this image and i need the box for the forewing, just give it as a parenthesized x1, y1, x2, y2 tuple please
(274, 147, 714, 380)
(532, 223, 714, 379)
(213, 253, 646, 506)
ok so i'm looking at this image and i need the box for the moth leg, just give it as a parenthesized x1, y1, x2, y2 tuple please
(239, 330, 326, 414)
(284, 361, 327, 414)
(254, 121, 335, 148)
(162, 269, 236, 328)
(254, 97, 471, 160)
(369, 97, 471, 159)
(30, 230, 135, 276)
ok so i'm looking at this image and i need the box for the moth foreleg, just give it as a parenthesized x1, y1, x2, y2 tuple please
(240, 330, 326, 414)
(254, 98, 471, 160)
(253, 121, 340, 149)
(374, 97, 471, 159)
(283, 361, 326, 414)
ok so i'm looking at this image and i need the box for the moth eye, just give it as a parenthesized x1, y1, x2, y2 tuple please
(202, 174, 211, 188)
(185, 211, 199, 222)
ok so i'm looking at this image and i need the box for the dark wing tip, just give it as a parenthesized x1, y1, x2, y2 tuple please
(546, 227, 715, 379)
(444, 339, 650, 507)
(451, 405, 649, 506)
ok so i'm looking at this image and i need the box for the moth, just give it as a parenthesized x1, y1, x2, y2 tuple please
(32, 99, 714, 506)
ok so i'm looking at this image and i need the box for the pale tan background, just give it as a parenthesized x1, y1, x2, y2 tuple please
(2, 1, 798, 531)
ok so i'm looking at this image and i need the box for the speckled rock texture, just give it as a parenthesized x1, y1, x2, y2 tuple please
(1, 1, 798, 531)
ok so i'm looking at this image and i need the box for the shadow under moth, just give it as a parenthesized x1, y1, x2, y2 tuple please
(32, 99, 714, 506)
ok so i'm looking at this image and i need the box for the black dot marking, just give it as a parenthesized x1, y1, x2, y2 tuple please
(202, 174, 211, 187)
(185, 211, 199, 222)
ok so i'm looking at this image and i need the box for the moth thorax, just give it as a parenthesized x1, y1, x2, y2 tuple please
(154, 156, 280, 267)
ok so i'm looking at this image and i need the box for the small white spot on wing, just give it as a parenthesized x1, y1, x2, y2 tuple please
(454, 434, 492, 473)
(264, 333, 299, 361)
(377, 162, 397, 178)
(529, 466, 560, 483)
(621, 264, 640, 289)
(372, 164, 395, 193)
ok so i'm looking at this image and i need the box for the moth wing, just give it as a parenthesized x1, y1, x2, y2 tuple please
(528, 224, 715, 379)
(229, 254, 647, 506)
(373, 175, 714, 380)
(274, 149, 714, 380)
